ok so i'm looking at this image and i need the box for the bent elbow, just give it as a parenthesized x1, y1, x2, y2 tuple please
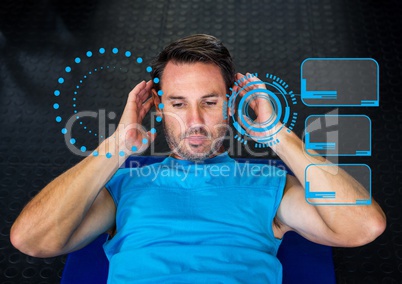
(367, 213, 386, 243)
(10, 224, 62, 258)
(10, 225, 39, 257)
(10, 224, 33, 256)
(349, 213, 387, 247)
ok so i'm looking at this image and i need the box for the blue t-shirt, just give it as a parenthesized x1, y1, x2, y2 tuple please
(104, 153, 287, 283)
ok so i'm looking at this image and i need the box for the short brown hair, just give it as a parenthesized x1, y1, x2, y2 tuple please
(151, 34, 235, 91)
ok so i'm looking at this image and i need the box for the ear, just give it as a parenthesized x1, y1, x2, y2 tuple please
(151, 88, 162, 116)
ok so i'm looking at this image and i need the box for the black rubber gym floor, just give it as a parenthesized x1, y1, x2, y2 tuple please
(1, 0, 401, 283)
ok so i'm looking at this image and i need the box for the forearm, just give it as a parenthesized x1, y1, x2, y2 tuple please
(11, 136, 123, 255)
(274, 126, 386, 243)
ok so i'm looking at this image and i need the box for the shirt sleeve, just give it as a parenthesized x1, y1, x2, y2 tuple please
(105, 168, 131, 206)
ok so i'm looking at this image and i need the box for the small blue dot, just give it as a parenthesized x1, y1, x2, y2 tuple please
(79, 121, 82, 125)
(153, 77, 160, 84)
(54, 90, 60, 96)
(84, 126, 87, 129)
(53, 103, 59, 109)
(94, 68, 97, 72)
(86, 51, 92, 57)
(74, 91, 77, 94)
(65, 66, 71, 73)
(157, 90, 163, 96)
(58, 77, 64, 84)
(131, 146, 138, 152)
(119, 151, 125, 157)
(99, 48, 105, 54)
(125, 51, 131, 57)
(146, 66, 152, 73)
(93, 151, 99, 157)
(76, 86, 79, 89)
(136, 57, 143, 64)
(89, 72, 92, 75)
(112, 48, 119, 54)
(80, 80, 82, 83)
(89, 130, 92, 133)
(74, 110, 77, 113)
(70, 138, 76, 145)
(73, 98, 76, 101)
(75, 57, 81, 64)
(150, 128, 156, 134)
(156, 116, 162, 122)
(76, 116, 80, 119)
(80, 146, 87, 152)
(61, 128, 67, 134)
(158, 103, 164, 109)
(142, 138, 148, 144)
(106, 152, 112, 159)
(83, 75, 87, 78)
(56, 116, 62, 122)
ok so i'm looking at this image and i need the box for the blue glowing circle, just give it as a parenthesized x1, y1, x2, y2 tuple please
(54, 48, 153, 157)
(156, 116, 162, 122)
(157, 90, 163, 96)
(119, 151, 125, 157)
(93, 151, 99, 157)
(131, 146, 138, 152)
(153, 77, 160, 84)
(158, 103, 164, 109)
(227, 74, 298, 146)
(238, 89, 282, 133)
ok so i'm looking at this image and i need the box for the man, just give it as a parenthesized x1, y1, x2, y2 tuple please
(11, 34, 386, 283)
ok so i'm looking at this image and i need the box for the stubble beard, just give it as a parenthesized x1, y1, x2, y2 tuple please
(163, 120, 228, 161)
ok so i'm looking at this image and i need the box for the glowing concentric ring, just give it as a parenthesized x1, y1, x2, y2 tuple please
(227, 73, 298, 147)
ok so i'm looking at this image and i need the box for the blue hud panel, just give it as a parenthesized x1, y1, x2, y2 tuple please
(304, 115, 371, 156)
(305, 164, 371, 205)
(301, 58, 379, 107)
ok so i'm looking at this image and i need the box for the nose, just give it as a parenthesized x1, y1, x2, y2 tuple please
(186, 105, 204, 127)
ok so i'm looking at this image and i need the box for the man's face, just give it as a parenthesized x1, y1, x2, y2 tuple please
(156, 61, 229, 161)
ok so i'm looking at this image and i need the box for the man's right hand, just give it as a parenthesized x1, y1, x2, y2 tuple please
(113, 80, 157, 156)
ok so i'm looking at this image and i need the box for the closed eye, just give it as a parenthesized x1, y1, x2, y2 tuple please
(172, 102, 184, 108)
(204, 101, 218, 106)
